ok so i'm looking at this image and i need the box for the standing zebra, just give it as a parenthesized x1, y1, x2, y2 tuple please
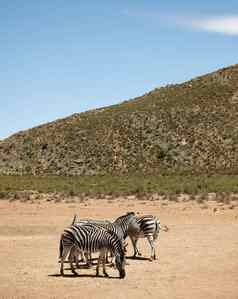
(71, 212, 139, 265)
(72, 212, 138, 240)
(128, 215, 168, 261)
(59, 223, 126, 278)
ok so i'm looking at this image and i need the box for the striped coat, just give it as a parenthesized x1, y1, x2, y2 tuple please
(59, 223, 126, 278)
(70, 212, 139, 264)
(128, 215, 168, 261)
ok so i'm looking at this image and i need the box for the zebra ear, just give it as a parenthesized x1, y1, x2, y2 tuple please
(126, 211, 135, 216)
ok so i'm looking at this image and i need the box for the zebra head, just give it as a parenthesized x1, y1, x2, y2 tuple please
(114, 211, 135, 222)
(115, 252, 126, 279)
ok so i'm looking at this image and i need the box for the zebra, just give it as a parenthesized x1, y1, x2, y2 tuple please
(70, 215, 113, 265)
(128, 215, 169, 261)
(70, 215, 113, 266)
(73, 212, 138, 240)
(70, 212, 139, 265)
(71, 220, 110, 266)
(59, 223, 126, 278)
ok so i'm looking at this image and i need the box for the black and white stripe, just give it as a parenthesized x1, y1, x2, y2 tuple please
(70, 217, 112, 266)
(128, 215, 168, 261)
(73, 212, 138, 241)
(71, 212, 139, 264)
(59, 223, 126, 278)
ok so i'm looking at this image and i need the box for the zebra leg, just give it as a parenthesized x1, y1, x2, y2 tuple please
(76, 250, 84, 268)
(82, 251, 87, 262)
(76, 252, 81, 268)
(102, 253, 109, 277)
(130, 236, 141, 257)
(130, 236, 137, 257)
(106, 250, 113, 264)
(96, 253, 102, 276)
(69, 247, 79, 268)
(60, 246, 71, 276)
(68, 246, 79, 275)
(70, 255, 79, 275)
(147, 235, 156, 261)
(78, 250, 86, 265)
(134, 238, 142, 256)
(86, 251, 92, 268)
(153, 233, 159, 260)
(75, 249, 87, 268)
(69, 247, 74, 263)
(105, 251, 109, 264)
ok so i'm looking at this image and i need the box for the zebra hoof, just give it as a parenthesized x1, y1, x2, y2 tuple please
(103, 271, 109, 277)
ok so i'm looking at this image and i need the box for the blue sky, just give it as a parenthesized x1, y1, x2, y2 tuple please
(1, 1, 238, 139)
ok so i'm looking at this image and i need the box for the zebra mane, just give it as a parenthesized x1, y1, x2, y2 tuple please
(114, 212, 135, 223)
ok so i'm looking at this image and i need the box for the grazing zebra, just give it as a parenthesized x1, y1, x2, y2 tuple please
(128, 215, 169, 261)
(70, 215, 113, 266)
(59, 223, 126, 278)
(71, 212, 139, 265)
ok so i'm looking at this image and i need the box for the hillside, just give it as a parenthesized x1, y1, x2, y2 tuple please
(0, 64, 238, 176)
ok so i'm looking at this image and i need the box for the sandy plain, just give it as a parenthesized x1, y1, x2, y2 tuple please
(0, 197, 237, 299)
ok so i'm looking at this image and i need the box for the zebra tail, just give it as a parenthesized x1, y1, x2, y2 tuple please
(156, 218, 169, 232)
(71, 214, 78, 225)
(161, 225, 169, 232)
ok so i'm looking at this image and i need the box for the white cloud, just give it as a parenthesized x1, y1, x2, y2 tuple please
(123, 9, 238, 36)
(175, 16, 238, 35)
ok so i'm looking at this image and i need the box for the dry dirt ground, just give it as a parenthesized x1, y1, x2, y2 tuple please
(0, 198, 238, 299)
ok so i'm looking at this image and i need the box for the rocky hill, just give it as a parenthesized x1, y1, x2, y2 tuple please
(1, 64, 238, 175)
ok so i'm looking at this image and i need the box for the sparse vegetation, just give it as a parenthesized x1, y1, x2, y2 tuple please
(0, 64, 238, 176)
(0, 174, 238, 197)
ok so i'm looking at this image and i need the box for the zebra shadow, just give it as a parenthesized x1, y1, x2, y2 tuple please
(48, 273, 119, 279)
(58, 259, 117, 268)
(126, 255, 152, 261)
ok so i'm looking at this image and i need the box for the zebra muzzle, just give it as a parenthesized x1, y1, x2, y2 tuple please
(119, 269, 126, 279)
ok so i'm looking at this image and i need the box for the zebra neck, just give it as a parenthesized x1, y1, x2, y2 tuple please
(114, 220, 129, 239)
